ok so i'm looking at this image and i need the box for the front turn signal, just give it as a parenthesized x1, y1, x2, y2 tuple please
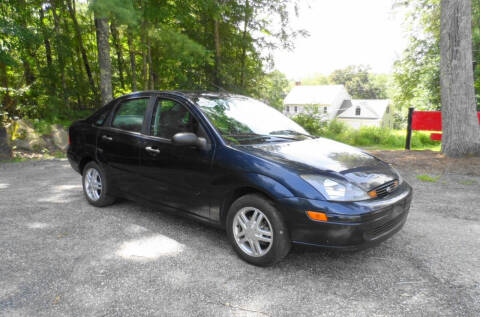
(368, 190, 377, 198)
(306, 211, 328, 222)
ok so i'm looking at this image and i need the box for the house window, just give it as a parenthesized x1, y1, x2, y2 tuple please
(386, 106, 390, 114)
(355, 107, 361, 116)
(286, 106, 290, 112)
(324, 106, 327, 114)
(294, 106, 298, 113)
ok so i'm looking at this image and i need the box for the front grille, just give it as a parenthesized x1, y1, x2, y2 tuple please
(370, 179, 399, 198)
(364, 213, 406, 240)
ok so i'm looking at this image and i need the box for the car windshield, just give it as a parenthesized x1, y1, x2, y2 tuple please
(193, 95, 311, 145)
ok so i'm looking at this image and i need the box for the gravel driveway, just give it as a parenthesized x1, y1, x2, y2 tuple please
(0, 159, 479, 316)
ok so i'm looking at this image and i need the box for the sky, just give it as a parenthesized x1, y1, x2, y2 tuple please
(273, 0, 408, 80)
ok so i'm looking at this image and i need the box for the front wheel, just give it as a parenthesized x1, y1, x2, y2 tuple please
(226, 194, 291, 266)
(82, 161, 115, 207)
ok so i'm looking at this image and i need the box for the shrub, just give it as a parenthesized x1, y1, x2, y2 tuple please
(292, 116, 440, 150)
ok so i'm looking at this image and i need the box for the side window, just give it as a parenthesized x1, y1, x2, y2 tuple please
(111, 98, 149, 133)
(150, 99, 203, 139)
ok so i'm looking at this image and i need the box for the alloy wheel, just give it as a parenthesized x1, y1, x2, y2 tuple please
(85, 168, 102, 201)
(232, 207, 273, 257)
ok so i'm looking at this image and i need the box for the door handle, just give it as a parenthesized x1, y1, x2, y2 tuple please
(102, 135, 113, 141)
(145, 146, 160, 154)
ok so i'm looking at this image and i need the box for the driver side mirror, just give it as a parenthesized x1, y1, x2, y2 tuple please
(172, 132, 209, 151)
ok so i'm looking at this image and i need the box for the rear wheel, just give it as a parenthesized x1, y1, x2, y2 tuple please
(226, 194, 291, 266)
(82, 161, 115, 207)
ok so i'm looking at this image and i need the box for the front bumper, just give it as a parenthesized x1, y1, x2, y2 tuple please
(278, 182, 413, 250)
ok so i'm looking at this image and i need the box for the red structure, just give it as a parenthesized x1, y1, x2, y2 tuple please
(405, 108, 480, 149)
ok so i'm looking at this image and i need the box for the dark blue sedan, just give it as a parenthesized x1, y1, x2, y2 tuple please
(67, 91, 412, 266)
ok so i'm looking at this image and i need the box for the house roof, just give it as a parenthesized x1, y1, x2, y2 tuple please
(337, 99, 391, 119)
(283, 85, 348, 105)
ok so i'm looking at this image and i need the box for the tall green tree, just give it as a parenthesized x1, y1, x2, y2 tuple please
(329, 65, 388, 99)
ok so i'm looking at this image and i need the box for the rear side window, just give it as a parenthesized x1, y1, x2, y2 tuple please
(89, 105, 112, 126)
(112, 98, 149, 133)
(95, 108, 110, 126)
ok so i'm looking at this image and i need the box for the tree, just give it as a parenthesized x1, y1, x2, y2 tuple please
(440, 0, 480, 156)
(0, 0, 302, 124)
(256, 70, 290, 110)
(329, 65, 387, 99)
(94, 13, 112, 105)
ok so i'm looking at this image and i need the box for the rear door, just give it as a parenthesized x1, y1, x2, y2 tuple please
(97, 96, 152, 195)
(138, 96, 215, 219)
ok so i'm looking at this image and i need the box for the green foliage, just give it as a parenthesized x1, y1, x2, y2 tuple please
(393, 0, 480, 111)
(329, 65, 388, 99)
(300, 73, 330, 85)
(255, 70, 290, 110)
(416, 174, 440, 182)
(0, 0, 303, 126)
(298, 66, 390, 100)
(292, 113, 440, 150)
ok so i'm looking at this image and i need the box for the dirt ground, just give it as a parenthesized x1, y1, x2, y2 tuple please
(369, 150, 480, 176)
(1, 155, 479, 316)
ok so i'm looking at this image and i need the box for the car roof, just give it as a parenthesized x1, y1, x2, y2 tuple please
(116, 90, 246, 105)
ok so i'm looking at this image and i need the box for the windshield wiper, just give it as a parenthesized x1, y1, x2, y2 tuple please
(268, 130, 314, 138)
(224, 134, 299, 142)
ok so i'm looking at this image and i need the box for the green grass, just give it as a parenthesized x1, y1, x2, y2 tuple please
(416, 174, 441, 182)
(0, 151, 66, 164)
(292, 116, 441, 151)
(458, 179, 478, 185)
(0, 157, 31, 164)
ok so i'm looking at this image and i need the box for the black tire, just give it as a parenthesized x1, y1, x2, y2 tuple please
(82, 161, 115, 207)
(226, 194, 291, 266)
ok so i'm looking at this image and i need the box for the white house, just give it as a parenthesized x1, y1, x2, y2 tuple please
(283, 84, 393, 129)
(283, 85, 352, 120)
(336, 99, 393, 129)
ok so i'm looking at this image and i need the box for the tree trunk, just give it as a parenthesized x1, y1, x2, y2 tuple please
(95, 15, 113, 105)
(50, 0, 68, 106)
(440, 0, 480, 156)
(67, 0, 97, 98)
(147, 35, 153, 90)
(110, 20, 125, 90)
(39, 8, 53, 69)
(141, 27, 148, 90)
(17, 0, 35, 86)
(239, 0, 250, 89)
(213, 18, 221, 87)
(0, 126, 12, 160)
(39, 6, 55, 95)
(127, 29, 137, 91)
(0, 62, 13, 115)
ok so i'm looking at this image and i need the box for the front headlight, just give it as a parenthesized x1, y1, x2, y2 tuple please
(301, 175, 370, 202)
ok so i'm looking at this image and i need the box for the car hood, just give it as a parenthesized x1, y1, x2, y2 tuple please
(238, 138, 398, 191)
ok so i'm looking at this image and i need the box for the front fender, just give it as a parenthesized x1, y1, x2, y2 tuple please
(242, 173, 294, 199)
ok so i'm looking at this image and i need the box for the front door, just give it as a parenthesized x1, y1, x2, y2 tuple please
(97, 96, 151, 195)
(139, 97, 214, 219)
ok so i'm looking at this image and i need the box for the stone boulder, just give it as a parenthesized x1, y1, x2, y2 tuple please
(0, 126, 12, 160)
(11, 119, 47, 152)
(51, 124, 69, 151)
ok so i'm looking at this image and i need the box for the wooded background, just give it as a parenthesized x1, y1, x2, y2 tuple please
(0, 0, 302, 124)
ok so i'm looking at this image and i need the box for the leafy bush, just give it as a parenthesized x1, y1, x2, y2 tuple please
(292, 114, 440, 150)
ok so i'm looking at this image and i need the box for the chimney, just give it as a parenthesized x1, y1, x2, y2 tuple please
(295, 81, 301, 86)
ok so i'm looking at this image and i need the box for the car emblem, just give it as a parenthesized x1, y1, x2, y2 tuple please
(386, 186, 393, 193)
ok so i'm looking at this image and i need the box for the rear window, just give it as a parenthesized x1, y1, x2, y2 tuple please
(111, 98, 149, 133)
